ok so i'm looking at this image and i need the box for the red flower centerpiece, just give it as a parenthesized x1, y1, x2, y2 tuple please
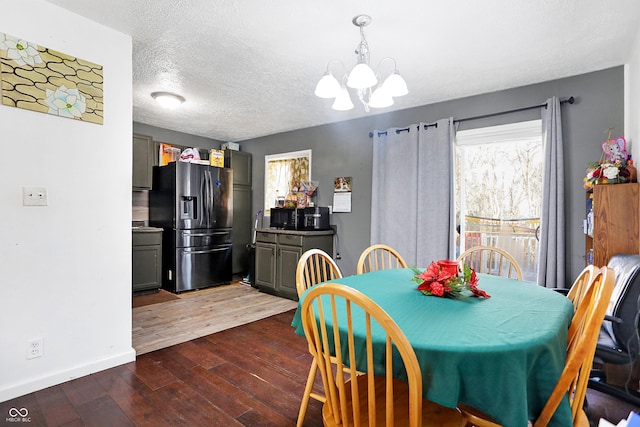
(410, 260, 490, 299)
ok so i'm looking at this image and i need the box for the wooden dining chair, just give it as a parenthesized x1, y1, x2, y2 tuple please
(296, 248, 342, 298)
(459, 266, 615, 427)
(356, 244, 408, 274)
(301, 283, 464, 427)
(566, 264, 598, 311)
(456, 246, 523, 280)
(295, 249, 343, 427)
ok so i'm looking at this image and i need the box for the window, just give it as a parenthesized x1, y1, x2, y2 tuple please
(264, 149, 312, 215)
(455, 120, 542, 281)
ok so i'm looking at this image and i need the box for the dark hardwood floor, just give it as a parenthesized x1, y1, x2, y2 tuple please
(2, 309, 638, 426)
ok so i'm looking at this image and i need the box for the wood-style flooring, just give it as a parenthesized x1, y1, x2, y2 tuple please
(2, 309, 639, 426)
(132, 283, 297, 355)
(1, 310, 323, 426)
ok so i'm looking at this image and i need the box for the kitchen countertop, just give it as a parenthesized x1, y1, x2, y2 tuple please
(255, 227, 335, 236)
(132, 226, 163, 232)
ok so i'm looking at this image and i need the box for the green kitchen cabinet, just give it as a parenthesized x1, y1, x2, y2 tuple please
(132, 228, 162, 293)
(255, 240, 277, 291)
(254, 229, 334, 300)
(225, 150, 252, 186)
(225, 150, 253, 274)
(232, 185, 252, 274)
(132, 133, 156, 190)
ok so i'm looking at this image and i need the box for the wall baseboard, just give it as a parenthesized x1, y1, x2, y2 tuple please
(0, 348, 136, 403)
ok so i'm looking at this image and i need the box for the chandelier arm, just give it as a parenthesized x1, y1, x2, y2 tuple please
(325, 59, 348, 82)
(375, 57, 398, 73)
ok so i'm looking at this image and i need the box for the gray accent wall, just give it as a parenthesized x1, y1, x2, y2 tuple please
(240, 66, 624, 282)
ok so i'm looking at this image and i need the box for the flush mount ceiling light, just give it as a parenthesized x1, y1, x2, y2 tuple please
(151, 91, 185, 109)
(315, 14, 408, 112)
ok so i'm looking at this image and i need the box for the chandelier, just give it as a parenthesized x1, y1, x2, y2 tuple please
(314, 14, 408, 112)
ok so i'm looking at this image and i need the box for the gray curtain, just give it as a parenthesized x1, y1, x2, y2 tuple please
(537, 97, 565, 288)
(371, 126, 420, 265)
(371, 119, 455, 266)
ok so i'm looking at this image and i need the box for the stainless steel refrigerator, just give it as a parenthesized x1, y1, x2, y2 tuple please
(149, 162, 233, 293)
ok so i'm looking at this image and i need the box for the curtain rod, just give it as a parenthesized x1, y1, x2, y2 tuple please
(454, 96, 575, 124)
(368, 96, 575, 138)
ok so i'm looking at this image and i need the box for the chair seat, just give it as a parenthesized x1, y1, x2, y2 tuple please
(597, 326, 630, 365)
(458, 396, 589, 427)
(574, 408, 589, 427)
(322, 375, 464, 427)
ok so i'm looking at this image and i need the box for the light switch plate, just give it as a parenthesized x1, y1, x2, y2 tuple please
(23, 186, 48, 206)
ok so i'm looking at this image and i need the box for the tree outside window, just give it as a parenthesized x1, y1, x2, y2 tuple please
(455, 120, 542, 282)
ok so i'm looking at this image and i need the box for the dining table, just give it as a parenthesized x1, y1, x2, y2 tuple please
(291, 268, 574, 427)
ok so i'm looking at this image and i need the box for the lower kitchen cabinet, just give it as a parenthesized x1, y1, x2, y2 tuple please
(225, 150, 252, 275)
(132, 228, 163, 293)
(254, 229, 334, 300)
(232, 185, 252, 274)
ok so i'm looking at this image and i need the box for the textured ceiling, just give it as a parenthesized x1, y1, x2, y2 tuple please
(46, 0, 640, 142)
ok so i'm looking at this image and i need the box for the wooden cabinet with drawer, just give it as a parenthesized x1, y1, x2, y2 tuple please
(254, 229, 334, 300)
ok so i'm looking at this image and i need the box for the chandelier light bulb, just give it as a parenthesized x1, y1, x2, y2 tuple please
(369, 87, 394, 109)
(347, 62, 377, 89)
(151, 92, 185, 109)
(382, 71, 409, 97)
(314, 72, 341, 98)
(332, 86, 354, 111)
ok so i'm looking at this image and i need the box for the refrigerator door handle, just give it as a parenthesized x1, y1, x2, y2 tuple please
(207, 168, 214, 227)
(186, 231, 229, 237)
(184, 247, 229, 255)
(206, 168, 216, 226)
(201, 170, 209, 228)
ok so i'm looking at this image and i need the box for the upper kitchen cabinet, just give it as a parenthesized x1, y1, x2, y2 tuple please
(132, 133, 157, 190)
(224, 150, 252, 186)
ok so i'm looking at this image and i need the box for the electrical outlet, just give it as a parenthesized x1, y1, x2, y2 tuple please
(26, 338, 43, 359)
(23, 186, 48, 206)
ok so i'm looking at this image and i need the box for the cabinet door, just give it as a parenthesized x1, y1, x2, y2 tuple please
(133, 134, 153, 189)
(225, 151, 252, 186)
(593, 183, 640, 266)
(255, 242, 277, 290)
(277, 244, 302, 299)
(132, 245, 161, 292)
(232, 185, 252, 274)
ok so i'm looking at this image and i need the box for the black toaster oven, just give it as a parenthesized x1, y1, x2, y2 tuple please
(303, 206, 330, 230)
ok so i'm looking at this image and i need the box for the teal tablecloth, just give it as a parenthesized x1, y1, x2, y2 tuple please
(291, 268, 574, 427)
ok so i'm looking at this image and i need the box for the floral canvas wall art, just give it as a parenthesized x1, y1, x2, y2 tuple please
(0, 32, 103, 124)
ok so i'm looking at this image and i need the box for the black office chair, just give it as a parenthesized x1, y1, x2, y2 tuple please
(588, 254, 640, 406)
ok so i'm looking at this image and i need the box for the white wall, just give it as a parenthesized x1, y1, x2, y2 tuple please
(626, 27, 640, 161)
(0, 1, 134, 401)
